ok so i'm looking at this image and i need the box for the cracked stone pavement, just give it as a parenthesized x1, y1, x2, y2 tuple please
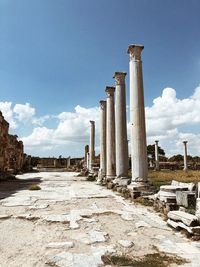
(0, 172, 200, 267)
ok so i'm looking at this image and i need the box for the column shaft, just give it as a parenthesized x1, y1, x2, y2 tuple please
(89, 121, 95, 171)
(114, 72, 128, 178)
(155, 140, 159, 171)
(183, 141, 188, 171)
(99, 100, 107, 177)
(128, 44, 148, 182)
(105, 86, 116, 178)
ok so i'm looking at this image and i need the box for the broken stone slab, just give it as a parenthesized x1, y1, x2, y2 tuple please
(158, 190, 176, 202)
(168, 210, 199, 227)
(176, 191, 196, 208)
(168, 219, 200, 236)
(72, 230, 108, 245)
(118, 240, 134, 248)
(46, 242, 74, 249)
(171, 180, 195, 191)
(14, 213, 40, 221)
(167, 218, 191, 232)
(46, 245, 116, 267)
(29, 203, 49, 209)
(160, 185, 188, 193)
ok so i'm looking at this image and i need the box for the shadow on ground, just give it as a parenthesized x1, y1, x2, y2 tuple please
(0, 176, 42, 200)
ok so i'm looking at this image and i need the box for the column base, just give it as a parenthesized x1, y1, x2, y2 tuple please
(113, 177, 131, 186)
(106, 175, 115, 182)
(127, 181, 149, 199)
(96, 169, 106, 185)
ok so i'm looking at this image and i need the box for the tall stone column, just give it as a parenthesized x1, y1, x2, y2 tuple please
(155, 140, 160, 171)
(183, 141, 188, 171)
(99, 100, 107, 177)
(105, 86, 116, 179)
(113, 72, 129, 182)
(89, 120, 95, 171)
(127, 44, 148, 182)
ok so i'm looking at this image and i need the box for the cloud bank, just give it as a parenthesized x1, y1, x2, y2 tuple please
(1, 85, 200, 157)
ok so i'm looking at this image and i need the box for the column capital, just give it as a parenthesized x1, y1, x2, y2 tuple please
(99, 100, 106, 109)
(183, 140, 188, 145)
(113, 72, 127, 85)
(127, 44, 144, 60)
(105, 86, 115, 96)
(155, 140, 159, 144)
(90, 120, 95, 125)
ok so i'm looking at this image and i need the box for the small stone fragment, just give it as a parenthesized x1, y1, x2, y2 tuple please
(46, 242, 74, 249)
(118, 240, 134, 248)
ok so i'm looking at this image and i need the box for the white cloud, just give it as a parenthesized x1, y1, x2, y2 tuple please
(145, 85, 200, 156)
(13, 103, 35, 122)
(22, 105, 100, 150)
(32, 115, 50, 126)
(2, 84, 200, 157)
(0, 101, 17, 129)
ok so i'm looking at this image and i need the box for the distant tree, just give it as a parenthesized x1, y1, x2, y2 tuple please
(168, 154, 183, 162)
(193, 156, 200, 163)
(147, 144, 165, 161)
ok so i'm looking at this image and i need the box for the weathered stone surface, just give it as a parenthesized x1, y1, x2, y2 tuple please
(135, 221, 150, 228)
(71, 230, 108, 245)
(168, 211, 199, 227)
(46, 246, 116, 267)
(118, 240, 134, 248)
(1, 172, 200, 267)
(0, 111, 25, 174)
(176, 191, 196, 208)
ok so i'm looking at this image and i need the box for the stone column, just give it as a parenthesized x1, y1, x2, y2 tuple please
(155, 140, 159, 171)
(183, 141, 188, 171)
(127, 44, 148, 182)
(113, 72, 129, 182)
(84, 145, 89, 162)
(99, 100, 107, 177)
(89, 121, 95, 171)
(105, 86, 116, 179)
(86, 152, 90, 169)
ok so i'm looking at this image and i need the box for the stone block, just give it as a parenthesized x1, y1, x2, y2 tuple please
(168, 210, 199, 227)
(107, 182, 114, 189)
(176, 191, 196, 208)
(130, 191, 141, 199)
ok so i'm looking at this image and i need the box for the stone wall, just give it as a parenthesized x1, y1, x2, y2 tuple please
(0, 111, 25, 174)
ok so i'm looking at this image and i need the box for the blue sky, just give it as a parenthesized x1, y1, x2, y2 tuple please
(0, 0, 200, 157)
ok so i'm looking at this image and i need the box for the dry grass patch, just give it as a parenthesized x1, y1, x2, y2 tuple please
(28, 184, 41, 190)
(148, 170, 200, 190)
(101, 252, 188, 267)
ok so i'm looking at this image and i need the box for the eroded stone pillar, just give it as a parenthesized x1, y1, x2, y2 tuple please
(105, 86, 116, 179)
(99, 100, 107, 178)
(155, 140, 159, 171)
(89, 121, 95, 171)
(84, 145, 89, 162)
(127, 44, 148, 182)
(86, 152, 90, 170)
(183, 141, 188, 171)
(114, 72, 128, 181)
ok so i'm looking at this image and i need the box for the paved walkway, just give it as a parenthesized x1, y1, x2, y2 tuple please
(0, 172, 200, 266)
